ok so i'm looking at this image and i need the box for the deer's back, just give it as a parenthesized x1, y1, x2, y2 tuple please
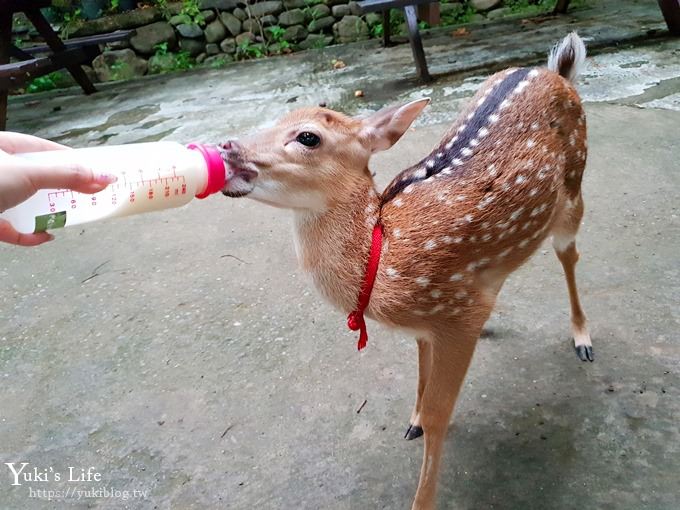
(370, 67, 587, 327)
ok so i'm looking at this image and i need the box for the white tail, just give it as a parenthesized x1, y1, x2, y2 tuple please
(221, 33, 591, 510)
(548, 31, 587, 82)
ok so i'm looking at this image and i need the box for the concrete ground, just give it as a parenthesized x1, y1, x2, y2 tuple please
(1, 1, 679, 508)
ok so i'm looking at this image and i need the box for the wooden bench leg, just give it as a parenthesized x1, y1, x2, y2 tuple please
(418, 2, 440, 26)
(382, 10, 392, 47)
(403, 5, 432, 83)
(553, 0, 571, 14)
(0, 12, 11, 131)
(658, 0, 680, 35)
(24, 8, 97, 95)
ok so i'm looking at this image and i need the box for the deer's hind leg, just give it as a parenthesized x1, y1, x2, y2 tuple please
(552, 191, 592, 361)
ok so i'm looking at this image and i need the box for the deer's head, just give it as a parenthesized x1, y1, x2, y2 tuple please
(220, 99, 430, 211)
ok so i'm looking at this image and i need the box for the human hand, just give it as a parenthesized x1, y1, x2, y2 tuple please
(0, 132, 115, 247)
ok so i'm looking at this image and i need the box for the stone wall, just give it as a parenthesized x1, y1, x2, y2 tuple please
(13, 0, 519, 85)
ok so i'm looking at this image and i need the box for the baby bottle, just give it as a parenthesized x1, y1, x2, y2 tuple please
(0, 141, 227, 234)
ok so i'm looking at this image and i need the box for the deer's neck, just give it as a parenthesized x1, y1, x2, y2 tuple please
(293, 177, 380, 313)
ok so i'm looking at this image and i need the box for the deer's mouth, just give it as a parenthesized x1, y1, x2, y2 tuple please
(220, 142, 259, 198)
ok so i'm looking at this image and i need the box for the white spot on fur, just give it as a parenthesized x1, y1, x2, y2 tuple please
(442, 236, 453, 244)
(531, 122, 539, 131)
(440, 167, 452, 176)
(416, 277, 430, 287)
(453, 236, 463, 243)
(464, 214, 474, 223)
(527, 139, 536, 148)
(489, 113, 500, 123)
(414, 168, 427, 179)
(431, 304, 445, 314)
(393, 228, 401, 238)
(404, 184, 414, 194)
(430, 289, 442, 299)
(478, 127, 489, 138)
(529, 188, 538, 197)
(456, 195, 467, 201)
(519, 239, 529, 248)
(513, 81, 529, 94)
(426, 160, 435, 169)
(394, 198, 403, 207)
(414, 310, 427, 316)
(498, 247, 513, 258)
(424, 240, 437, 250)
(510, 208, 524, 221)
(529, 69, 540, 78)
(457, 123, 467, 133)
(386, 267, 399, 278)
(482, 233, 492, 242)
(470, 138, 480, 147)
(452, 158, 464, 166)
(451, 307, 461, 316)
(450, 273, 464, 282)
(455, 289, 468, 299)
(488, 164, 498, 177)
(530, 204, 546, 217)
(515, 175, 526, 185)
(500, 99, 512, 109)
(461, 147, 473, 157)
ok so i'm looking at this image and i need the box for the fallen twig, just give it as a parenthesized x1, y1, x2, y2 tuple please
(220, 254, 251, 265)
(221, 424, 235, 438)
(81, 260, 111, 284)
(356, 399, 368, 414)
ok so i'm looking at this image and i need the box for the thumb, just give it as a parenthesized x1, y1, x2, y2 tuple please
(25, 161, 116, 194)
(0, 219, 53, 247)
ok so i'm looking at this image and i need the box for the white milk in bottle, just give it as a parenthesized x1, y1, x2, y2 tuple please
(0, 141, 227, 234)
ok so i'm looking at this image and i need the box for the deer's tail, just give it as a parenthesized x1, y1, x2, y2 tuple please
(548, 32, 587, 83)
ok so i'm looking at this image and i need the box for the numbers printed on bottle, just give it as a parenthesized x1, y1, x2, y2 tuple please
(148, 188, 154, 200)
(111, 194, 117, 206)
(91, 196, 97, 206)
(129, 191, 136, 203)
(49, 202, 56, 213)
(71, 199, 77, 209)
(181, 184, 187, 195)
(164, 185, 170, 198)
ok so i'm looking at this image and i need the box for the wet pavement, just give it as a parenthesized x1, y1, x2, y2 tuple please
(1, 0, 679, 508)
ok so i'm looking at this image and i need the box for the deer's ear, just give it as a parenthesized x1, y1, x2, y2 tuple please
(358, 98, 430, 153)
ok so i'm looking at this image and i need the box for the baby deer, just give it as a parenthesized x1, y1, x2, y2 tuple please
(221, 32, 591, 510)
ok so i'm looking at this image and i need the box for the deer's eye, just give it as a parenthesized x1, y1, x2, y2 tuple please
(296, 132, 321, 148)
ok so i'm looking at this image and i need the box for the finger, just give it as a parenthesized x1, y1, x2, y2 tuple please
(25, 162, 117, 194)
(0, 219, 54, 247)
(0, 132, 69, 154)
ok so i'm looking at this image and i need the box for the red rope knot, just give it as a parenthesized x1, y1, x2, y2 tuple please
(346, 223, 383, 351)
(347, 310, 368, 351)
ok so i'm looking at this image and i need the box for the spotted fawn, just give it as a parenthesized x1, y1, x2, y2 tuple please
(221, 32, 591, 510)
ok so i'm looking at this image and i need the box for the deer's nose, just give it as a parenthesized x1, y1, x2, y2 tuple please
(220, 140, 241, 152)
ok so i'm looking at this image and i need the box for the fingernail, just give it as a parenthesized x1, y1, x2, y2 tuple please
(97, 173, 118, 183)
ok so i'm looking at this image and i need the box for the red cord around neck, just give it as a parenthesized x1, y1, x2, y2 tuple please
(347, 222, 383, 351)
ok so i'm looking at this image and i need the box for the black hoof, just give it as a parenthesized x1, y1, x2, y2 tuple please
(404, 424, 424, 440)
(575, 344, 594, 362)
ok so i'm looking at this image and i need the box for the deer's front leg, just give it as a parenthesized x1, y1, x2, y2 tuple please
(411, 329, 479, 510)
(406, 338, 432, 440)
